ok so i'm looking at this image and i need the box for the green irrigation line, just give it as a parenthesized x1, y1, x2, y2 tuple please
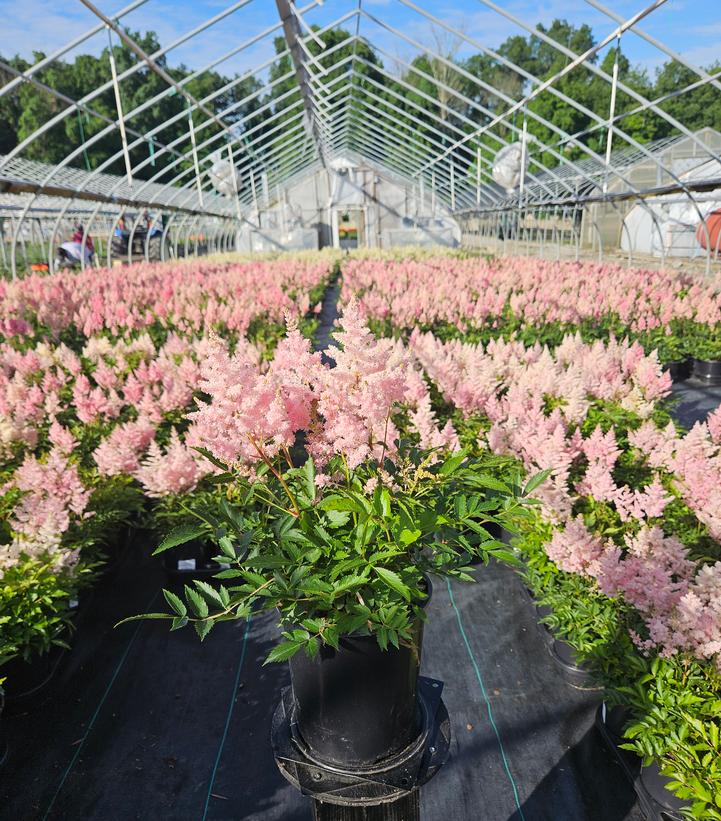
(445, 577, 526, 820)
(201, 615, 253, 821)
(41, 589, 159, 821)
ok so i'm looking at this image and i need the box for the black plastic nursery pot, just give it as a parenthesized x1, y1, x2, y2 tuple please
(520, 586, 554, 643)
(692, 358, 721, 384)
(547, 637, 601, 690)
(1, 643, 66, 712)
(0, 687, 7, 768)
(99, 525, 137, 577)
(661, 359, 691, 383)
(287, 581, 431, 769)
(595, 702, 686, 821)
(519, 584, 601, 690)
(163, 538, 228, 580)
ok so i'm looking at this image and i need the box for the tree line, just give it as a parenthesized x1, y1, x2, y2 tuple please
(1, 20, 719, 196)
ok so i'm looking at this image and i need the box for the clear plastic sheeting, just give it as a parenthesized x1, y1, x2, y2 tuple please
(208, 154, 242, 200)
(492, 144, 527, 193)
(382, 219, 460, 248)
(330, 167, 367, 207)
(237, 226, 319, 253)
(621, 157, 721, 258)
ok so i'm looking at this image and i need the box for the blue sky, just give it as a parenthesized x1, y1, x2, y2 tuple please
(0, 0, 717, 82)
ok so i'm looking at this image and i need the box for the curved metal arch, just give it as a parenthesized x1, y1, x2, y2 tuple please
(400, 0, 714, 269)
(471, 0, 721, 172)
(362, 6, 674, 263)
(0, 0, 149, 101)
(0, 2, 339, 256)
(352, 49, 586, 205)
(459, 0, 716, 267)
(357, 17, 664, 256)
(95, 15, 359, 210)
(3, 0, 720, 271)
(2, 50, 295, 217)
(0, 3, 288, 173)
(141, 47, 358, 211)
(359, 9, 654, 202)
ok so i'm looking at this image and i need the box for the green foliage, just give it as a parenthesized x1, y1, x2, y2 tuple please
(619, 658, 721, 821)
(634, 323, 690, 364)
(0, 555, 83, 667)
(684, 322, 721, 361)
(127, 448, 543, 663)
(517, 487, 721, 819)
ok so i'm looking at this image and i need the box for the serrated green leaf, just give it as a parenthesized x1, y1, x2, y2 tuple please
(325, 508, 351, 528)
(184, 584, 209, 618)
(218, 536, 236, 559)
(153, 524, 206, 555)
(163, 589, 187, 617)
(487, 548, 523, 567)
(302, 458, 316, 501)
(264, 640, 304, 664)
(240, 570, 268, 588)
(213, 569, 244, 579)
(380, 488, 391, 519)
(399, 528, 422, 546)
(318, 495, 364, 513)
(114, 613, 173, 628)
(193, 579, 226, 609)
(192, 446, 228, 471)
(194, 620, 214, 641)
(331, 573, 369, 598)
(373, 567, 411, 601)
(523, 469, 552, 497)
(439, 451, 467, 475)
(471, 474, 512, 493)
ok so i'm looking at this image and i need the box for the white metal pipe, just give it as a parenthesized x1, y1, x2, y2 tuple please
(107, 27, 133, 190)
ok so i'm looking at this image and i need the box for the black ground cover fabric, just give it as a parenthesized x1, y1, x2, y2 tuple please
(671, 378, 721, 428)
(1, 541, 646, 821)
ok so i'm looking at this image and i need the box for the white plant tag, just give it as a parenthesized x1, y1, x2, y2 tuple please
(178, 559, 196, 570)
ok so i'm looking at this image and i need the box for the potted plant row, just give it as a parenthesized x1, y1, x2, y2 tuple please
(0, 515, 136, 717)
(0, 556, 81, 713)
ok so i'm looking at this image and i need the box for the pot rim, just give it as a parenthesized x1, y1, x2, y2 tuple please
(289, 684, 433, 776)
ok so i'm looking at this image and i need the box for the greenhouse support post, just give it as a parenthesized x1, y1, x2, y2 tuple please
(107, 27, 133, 190)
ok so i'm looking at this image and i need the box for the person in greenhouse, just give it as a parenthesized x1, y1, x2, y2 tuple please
(53, 223, 94, 268)
(71, 224, 94, 254)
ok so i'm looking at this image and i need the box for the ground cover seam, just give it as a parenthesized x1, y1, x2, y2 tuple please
(445, 578, 526, 820)
(41, 589, 160, 820)
(201, 615, 253, 821)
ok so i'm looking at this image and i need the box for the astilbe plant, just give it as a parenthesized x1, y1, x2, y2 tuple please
(122, 303, 545, 661)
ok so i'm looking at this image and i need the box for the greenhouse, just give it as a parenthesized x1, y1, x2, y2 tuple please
(1, 1, 721, 819)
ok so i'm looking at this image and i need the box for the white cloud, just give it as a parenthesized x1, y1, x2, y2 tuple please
(0, 0, 100, 60)
(681, 42, 721, 69)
